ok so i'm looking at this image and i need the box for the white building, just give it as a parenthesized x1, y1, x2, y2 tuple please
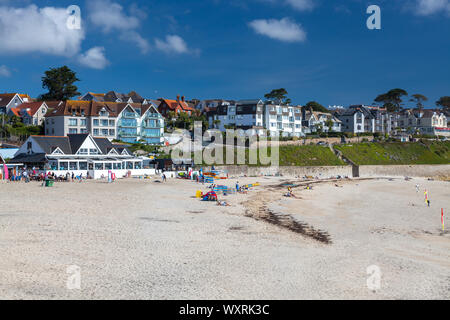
(10, 134, 156, 179)
(207, 100, 303, 137)
(44, 100, 164, 144)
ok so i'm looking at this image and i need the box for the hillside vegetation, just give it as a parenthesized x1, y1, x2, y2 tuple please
(334, 141, 450, 165)
(278, 145, 345, 166)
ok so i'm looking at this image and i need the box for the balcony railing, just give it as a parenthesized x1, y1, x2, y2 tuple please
(142, 123, 163, 129)
(141, 133, 162, 138)
(117, 121, 137, 128)
(122, 112, 138, 118)
(118, 131, 138, 137)
(145, 113, 162, 119)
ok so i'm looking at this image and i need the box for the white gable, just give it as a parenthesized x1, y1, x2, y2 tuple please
(16, 136, 45, 155)
(76, 136, 102, 154)
(108, 148, 119, 155)
(51, 147, 65, 155)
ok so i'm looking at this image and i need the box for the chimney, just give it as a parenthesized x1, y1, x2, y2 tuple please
(181, 96, 185, 102)
(176, 95, 180, 101)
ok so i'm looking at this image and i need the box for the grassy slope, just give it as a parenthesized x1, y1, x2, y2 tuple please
(278, 145, 345, 166)
(335, 141, 450, 165)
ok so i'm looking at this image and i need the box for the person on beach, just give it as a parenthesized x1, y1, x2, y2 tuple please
(416, 184, 420, 193)
(236, 181, 239, 192)
(162, 173, 167, 182)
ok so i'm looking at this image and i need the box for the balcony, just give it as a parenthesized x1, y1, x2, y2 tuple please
(142, 123, 163, 129)
(122, 112, 138, 118)
(141, 132, 162, 138)
(117, 121, 137, 128)
(118, 131, 138, 137)
(145, 113, 161, 119)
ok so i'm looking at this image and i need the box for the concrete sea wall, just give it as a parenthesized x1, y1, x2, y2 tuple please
(207, 164, 450, 178)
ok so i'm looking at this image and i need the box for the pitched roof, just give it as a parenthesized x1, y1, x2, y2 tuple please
(9, 107, 21, 117)
(67, 134, 90, 154)
(15, 102, 46, 117)
(31, 136, 72, 154)
(0, 93, 18, 107)
(160, 98, 195, 112)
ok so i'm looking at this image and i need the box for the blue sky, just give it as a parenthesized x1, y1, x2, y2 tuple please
(0, 0, 449, 108)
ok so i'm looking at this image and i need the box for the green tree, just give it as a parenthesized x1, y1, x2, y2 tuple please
(374, 88, 408, 112)
(39, 66, 80, 101)
(410, 94, 428, 112)
(264, 88, 291, 105)
(305, 101, 330, 113)
(436, 96, 450, 111)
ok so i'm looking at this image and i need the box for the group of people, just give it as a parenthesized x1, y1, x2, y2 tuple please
(6, 169, 90, 183)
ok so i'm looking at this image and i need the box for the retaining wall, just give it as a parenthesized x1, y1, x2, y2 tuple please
(206, 164, 450, 178)
(358, 165, 450, 178)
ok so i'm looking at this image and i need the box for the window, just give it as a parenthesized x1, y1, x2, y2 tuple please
(109, 129, 115, 136)
(109, 120, 115, 126)
(69, 128, 78, 134)
(80, 128, 88, 134)
(93, 119, 99, 126)
(113, 163, 121, 170)
(59, 162, 68, 170)
(80, 119, 87, 126)
(94, 163, 104, 170)
(93, 129, 99, 136)
(68, 119, 77, 126)
(105, 163, 112, 170)
(78, 148, 88, 155)
(69, 162, 78, 170)
(79, 162, 88, 170)
(90, 149, 99, 155)
(102, 129, 108, 136)
(101, 119, 108, 127)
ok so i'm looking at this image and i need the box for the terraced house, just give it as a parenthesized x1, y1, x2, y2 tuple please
(44, 100, 164, 144)
(206, 99, 304, 137)
(398, 109, 448, 137)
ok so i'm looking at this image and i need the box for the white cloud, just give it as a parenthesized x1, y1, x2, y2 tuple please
(413, 0, 450, 15)
(88, 0, 149, 53)
(119, 31, 150, 54)
(155, 35, 189, 54)
(78, 47, 109, 69)
(0, 4, 84, 56)
(249, 18, 306, 42)
(285, 0, 315, 11)
(0, 65, 11, 77)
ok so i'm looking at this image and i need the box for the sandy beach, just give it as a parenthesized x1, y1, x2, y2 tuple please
(0, 175, 449, 299)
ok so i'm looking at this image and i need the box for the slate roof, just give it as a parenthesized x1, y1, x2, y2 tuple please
(8, 153, 47, 164)
(14, 102, 46, 117)
(67, 134, 90, 154)
(0, 93, 18, 108)
(32, 136, 73, 154)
